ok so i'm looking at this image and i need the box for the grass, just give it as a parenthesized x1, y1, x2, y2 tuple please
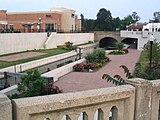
(0, 48, 71, 69)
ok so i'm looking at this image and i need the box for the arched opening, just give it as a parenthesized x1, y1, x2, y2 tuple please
(144, 28, 149, 31)
(94, 109, 104, 120)
(78, 112, 88, 120)
(44, 118, 50, 120)
(121, 38, 138, 49)
(99, 37, 117, 50)
(109, 106, 118, 120)
(61, 115, 71, 120)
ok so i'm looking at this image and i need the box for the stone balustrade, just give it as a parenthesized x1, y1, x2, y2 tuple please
(2, 78, 160, 120)
(12, 85, 135, 120)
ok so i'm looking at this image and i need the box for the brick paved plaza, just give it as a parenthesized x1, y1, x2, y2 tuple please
(55, 49, 141, 93)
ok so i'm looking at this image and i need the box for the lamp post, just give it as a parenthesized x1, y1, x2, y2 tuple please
(149, 34, 154, 71)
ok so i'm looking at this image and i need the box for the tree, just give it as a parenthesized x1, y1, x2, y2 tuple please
(95, 8, 113, 31)
(80, 14, 85, 31)
(102, 65, 133, 85)
(153, 11, 160, 23)
(112, 17, 121, 31)
(121, 15, 134, 29)
(132, 12, 141, 23)
(18, 69, 45, 97)
(84, 19, 96, 32)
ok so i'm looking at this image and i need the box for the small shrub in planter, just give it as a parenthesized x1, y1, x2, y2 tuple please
(122, 49, 128, 53)
(85, 62, 96, 70)
(105, 56, 110, 62)
(110, 50, 125, 55)
(44, 82, 63, 95)
(95, 63, 103, 68)
(73, 63, 85, 71)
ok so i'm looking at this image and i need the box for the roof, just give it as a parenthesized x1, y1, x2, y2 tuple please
(127, 23, 147, 29)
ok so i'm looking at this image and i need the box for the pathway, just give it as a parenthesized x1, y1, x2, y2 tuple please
(55, 49, 141, 93)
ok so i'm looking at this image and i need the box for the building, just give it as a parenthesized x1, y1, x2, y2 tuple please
(143, 23, 160, 32)
(127, 23, 147, 31)
(127, 23, 160, 32)
(0, 7, 81, 33)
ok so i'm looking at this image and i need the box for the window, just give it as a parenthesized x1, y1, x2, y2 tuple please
(46, 15, 52, 18)
(9, 24, 14, 31)
(71, 13, 75, 18)
(45, 24, 54, 32)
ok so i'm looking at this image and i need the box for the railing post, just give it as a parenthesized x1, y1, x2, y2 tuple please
(126, 78, 152, 120)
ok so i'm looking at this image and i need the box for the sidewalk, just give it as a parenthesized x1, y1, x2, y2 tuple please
(55, 49, 141, 93)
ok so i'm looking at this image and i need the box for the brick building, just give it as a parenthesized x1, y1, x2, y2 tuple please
(0, 7, 81, 33)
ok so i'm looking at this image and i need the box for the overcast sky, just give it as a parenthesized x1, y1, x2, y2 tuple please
(0, 0, 159, 22)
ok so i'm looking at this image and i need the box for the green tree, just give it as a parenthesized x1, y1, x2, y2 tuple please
(80, 14, 85, 31)
(132, 12, 141, 23)
(95, 8, 113, 31)
(102, 65, 133, 85)
(112, 17, 121, 31)
(153, 11, 160, 22)
(18, 69, 44, 97)
(85, 19, 96, 32)
(144, 40, 160, 65)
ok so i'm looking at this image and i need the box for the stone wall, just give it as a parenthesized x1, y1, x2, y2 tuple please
(12, 85, 135, 120)
(0, 93, 12, 120)
(2, 78, 160, 120)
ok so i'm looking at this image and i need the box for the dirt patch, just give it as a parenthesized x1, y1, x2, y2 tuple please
(0, 52, 46, 62)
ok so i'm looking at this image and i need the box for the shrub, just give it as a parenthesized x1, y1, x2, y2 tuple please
(44, 82, 63, 95)
(111, 50, 124, 55)
(9, 70, 62, 99)
(65, 41, 73, 49)
(85, 49, 106, 63)
(85, 62, 96, 70)
(122, 49, 129, 53)
(116, 42, 124, 51)
(73, 63, 85, 71)
(88, 41, 94, 43)
(105, 56, 110, 62)
(95, 63, 103, 68)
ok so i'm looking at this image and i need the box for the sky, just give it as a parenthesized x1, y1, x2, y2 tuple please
(0, 0, 159, 22)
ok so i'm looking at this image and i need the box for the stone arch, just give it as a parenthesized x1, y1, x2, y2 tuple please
(109, 106, 118, 120)
(78, 112, 88, 120)
(44, 118, 50, 120)
(99, 37, 118, 50)
(121, 38, 138, 49)
(144, 28, 149, 31)
(94, 108, 104, 120)
(61, 115, 71, 120)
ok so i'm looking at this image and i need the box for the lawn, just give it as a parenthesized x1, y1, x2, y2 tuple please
(0, 48, 70, 69)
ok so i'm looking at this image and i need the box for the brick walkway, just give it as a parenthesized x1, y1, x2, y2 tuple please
(55, 49, 141, 93)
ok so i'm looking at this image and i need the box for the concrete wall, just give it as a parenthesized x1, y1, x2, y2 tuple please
(2, 78, 160, 120)
(45, 32, 94, 49)
(0, 51, 76, 73)
(0, 93, 12, 120)
(121, 31, 160, 50)
(42, 59, 85, 81)
(0, 33, 47, 55)
(12, 85, 135, 120)
(0, 32, 94, 55)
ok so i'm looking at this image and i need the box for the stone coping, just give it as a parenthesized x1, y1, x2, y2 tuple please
(12, 85, 134, 113)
